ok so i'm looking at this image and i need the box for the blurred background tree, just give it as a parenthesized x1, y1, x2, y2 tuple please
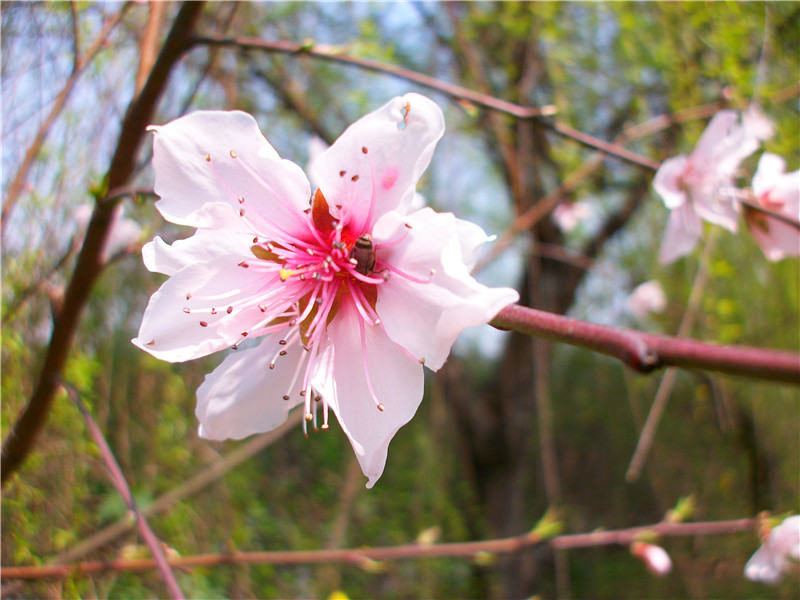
(2, 2, 797, 598)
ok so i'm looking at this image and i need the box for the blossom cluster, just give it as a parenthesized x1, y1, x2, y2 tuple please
(653, 106, 799, 264)
(133, 94, 518, 487)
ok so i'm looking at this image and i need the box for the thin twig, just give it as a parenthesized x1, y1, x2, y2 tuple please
(61, 383, 185, 600)
(0, 518, 756, 580)
(194, 35, 666, 171)
(1, 4, 129, 236)
(626, 231, 718, 482)
(50, 410, 304, 567)
(490, 304, 800, 384)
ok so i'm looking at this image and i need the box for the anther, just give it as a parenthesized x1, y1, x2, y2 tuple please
(259, 305, 266, 312)
(239, 208, 245, 217)
(241, 331, 248, 337)
(269, 363, 275, 370)
(205, 154, 211, 162)
(321, 423, 329, 430)
(279, 339, 287, 345)
(382, 272, 391, 281)
(362, 146, 368, 154)
(185, 292, 192, 300)
(299, 390, 306, 396)
(211, 308, 217, 315)
(230, 150, 237, 158)
(183, 307, 190, 314)
(279, 350, 287, 356)
(200, 321, 208, 327)
(238, 260, 249, 268)
(253, 237, 259, 243)
(351, 175, 360, 182)
(227, 306, 233, 314)
(373, 318, 381, 325)
(305, 413, 313, 421)
(284, 395, 291, 401)
(339, 170, 346, 177)
(349, 257, 358, 265)
(377, 404, 385, 412)
(238, 196, 245, 204)
(232, 344, 238, 350)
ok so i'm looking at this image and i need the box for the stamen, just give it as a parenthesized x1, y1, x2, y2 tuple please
(358, 316, 384, 412)
(380, 263, 435, 284)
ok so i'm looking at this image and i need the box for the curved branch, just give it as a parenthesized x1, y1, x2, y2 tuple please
(0, 518, 756, 580)
(1, 1, 205, 486)
(491, 304, 800, 384)
(194, 35, 663, 170)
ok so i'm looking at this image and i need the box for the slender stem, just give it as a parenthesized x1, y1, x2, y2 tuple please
(194, 35, 663, 170)
(626, 233, 717, 482)
(62, 384, 185, 600)
(1, 5, 128, 236)
(0, 518, 756, 580)
(490, 304, 800, 384)
(50, 410, 303, 567)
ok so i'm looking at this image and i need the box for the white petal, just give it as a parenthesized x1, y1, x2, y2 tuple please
(743, 104, 775, 141)
(132, 254, 282, 362)
(150, 110, 311, 238)
(313, 303, 424, 488)
(691, 110, 739, 164)
(309, 94, 445, 232)
(653, 155, 689, 209)
(374, 209, 519, 371)
(196, 337, 306, 440)
(692, 189, 740, 232)
(749, 214, 800, 262)
(142, 229, 255, 276)
(744, 546, 782, 584)
(659, 203, 703, 265)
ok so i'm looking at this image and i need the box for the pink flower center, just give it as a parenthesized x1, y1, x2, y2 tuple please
(191, 146, 434, 435)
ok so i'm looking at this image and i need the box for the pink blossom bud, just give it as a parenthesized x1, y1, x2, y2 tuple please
(631, 542, 673, 576)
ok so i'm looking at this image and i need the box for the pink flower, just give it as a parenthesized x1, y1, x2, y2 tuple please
(132, 95, 518, 487)
(627, 280, 667, 321)
(745, 516, 800, 584)
(654, 110, 764, 264)
(746, 153, 800, 262)
(631, 542, 673, 576)
(552, 201, 596, 233)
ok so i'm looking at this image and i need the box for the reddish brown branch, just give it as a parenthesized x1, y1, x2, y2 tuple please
(491, 304, 800, 384)
(194, 35, 666, 171)
(0, 518, 755, 580)
(63, 383, 185, 600)
(1, 1, 205, 486)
